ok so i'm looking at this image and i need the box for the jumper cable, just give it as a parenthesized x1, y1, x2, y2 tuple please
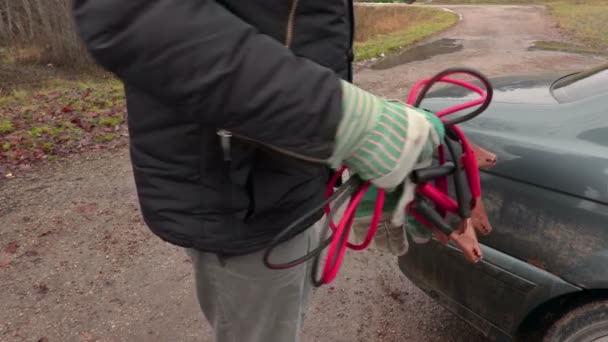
(263, 67, 494, 286)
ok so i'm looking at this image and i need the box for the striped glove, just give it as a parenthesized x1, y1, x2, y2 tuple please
(329, 81, 445, 255)
(329, 81, 444, 188)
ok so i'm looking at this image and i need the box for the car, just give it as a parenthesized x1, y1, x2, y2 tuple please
(398, 63, 608, 342)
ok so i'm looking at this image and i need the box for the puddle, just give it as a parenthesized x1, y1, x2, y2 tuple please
(370, 38, 464, 70)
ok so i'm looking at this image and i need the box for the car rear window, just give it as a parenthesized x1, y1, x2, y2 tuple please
(550, 64, 608, 103)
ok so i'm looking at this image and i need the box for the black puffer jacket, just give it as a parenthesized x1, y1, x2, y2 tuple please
(72, 0, 353, 256)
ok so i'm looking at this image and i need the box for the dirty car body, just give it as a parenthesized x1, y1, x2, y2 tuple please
(399, 64, 608, 341)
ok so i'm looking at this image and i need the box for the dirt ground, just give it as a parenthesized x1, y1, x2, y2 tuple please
(1, 5, 606, 342)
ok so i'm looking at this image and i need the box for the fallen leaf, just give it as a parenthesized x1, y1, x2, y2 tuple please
(0, 258, 10, 268)
(24, 250, 39, 257)
(37, 337, 49, 342)
(34, 283, 49, 294)
(39, 230, 53, 237)
(70, 116, 82, 126)
(5, 241, 19, 254)
(18, 164, 31, 171)
(82, 123, 93, 132)
(76, 204, 98, 213)
(62, 106, 74, 113)
(79, 332, 94, 341)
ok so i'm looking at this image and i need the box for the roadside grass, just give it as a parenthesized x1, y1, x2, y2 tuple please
(550, 1, 608, 49)
(0, 78, 127, 176)
(529, 40, 608, 55)
(354, 6, 459, 61)
(430, 0, 608, 53)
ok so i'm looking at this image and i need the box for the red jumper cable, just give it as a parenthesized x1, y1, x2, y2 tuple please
(263, 67, 493, 286)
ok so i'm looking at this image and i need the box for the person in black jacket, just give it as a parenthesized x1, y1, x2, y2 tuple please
(71, 0, 445, 341)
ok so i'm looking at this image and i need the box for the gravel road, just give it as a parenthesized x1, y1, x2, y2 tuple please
(354, 4, 606, 97)
(1, 5, 606, 342)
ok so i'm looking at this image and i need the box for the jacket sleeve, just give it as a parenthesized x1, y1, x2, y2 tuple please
(71, 0, 344, 161)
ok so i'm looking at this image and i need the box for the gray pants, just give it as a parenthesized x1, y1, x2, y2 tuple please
(186, 223, 320, 342)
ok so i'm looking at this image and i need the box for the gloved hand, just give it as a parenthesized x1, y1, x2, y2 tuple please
(330, 81, 445, 256)
(328, 80, 444, 188)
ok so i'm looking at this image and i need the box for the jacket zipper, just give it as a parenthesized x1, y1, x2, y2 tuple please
(285, 0, 300, 47)
(217, 129, 232, 161)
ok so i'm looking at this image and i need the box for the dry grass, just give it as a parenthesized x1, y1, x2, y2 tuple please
(354, 6, 458, 60)
(0, 56, 109, 103)
(0, 0, 93, 69)
(431, 0, 546, 3)
(530, 40, 608, 55)
(551, 1, 608, 49)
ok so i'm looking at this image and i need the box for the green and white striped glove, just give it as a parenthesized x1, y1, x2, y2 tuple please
(330, 81, 445, 255)
(329, 80, 444, 193)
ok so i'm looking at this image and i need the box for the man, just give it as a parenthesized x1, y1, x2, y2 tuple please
(71, 0, 445, 341)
